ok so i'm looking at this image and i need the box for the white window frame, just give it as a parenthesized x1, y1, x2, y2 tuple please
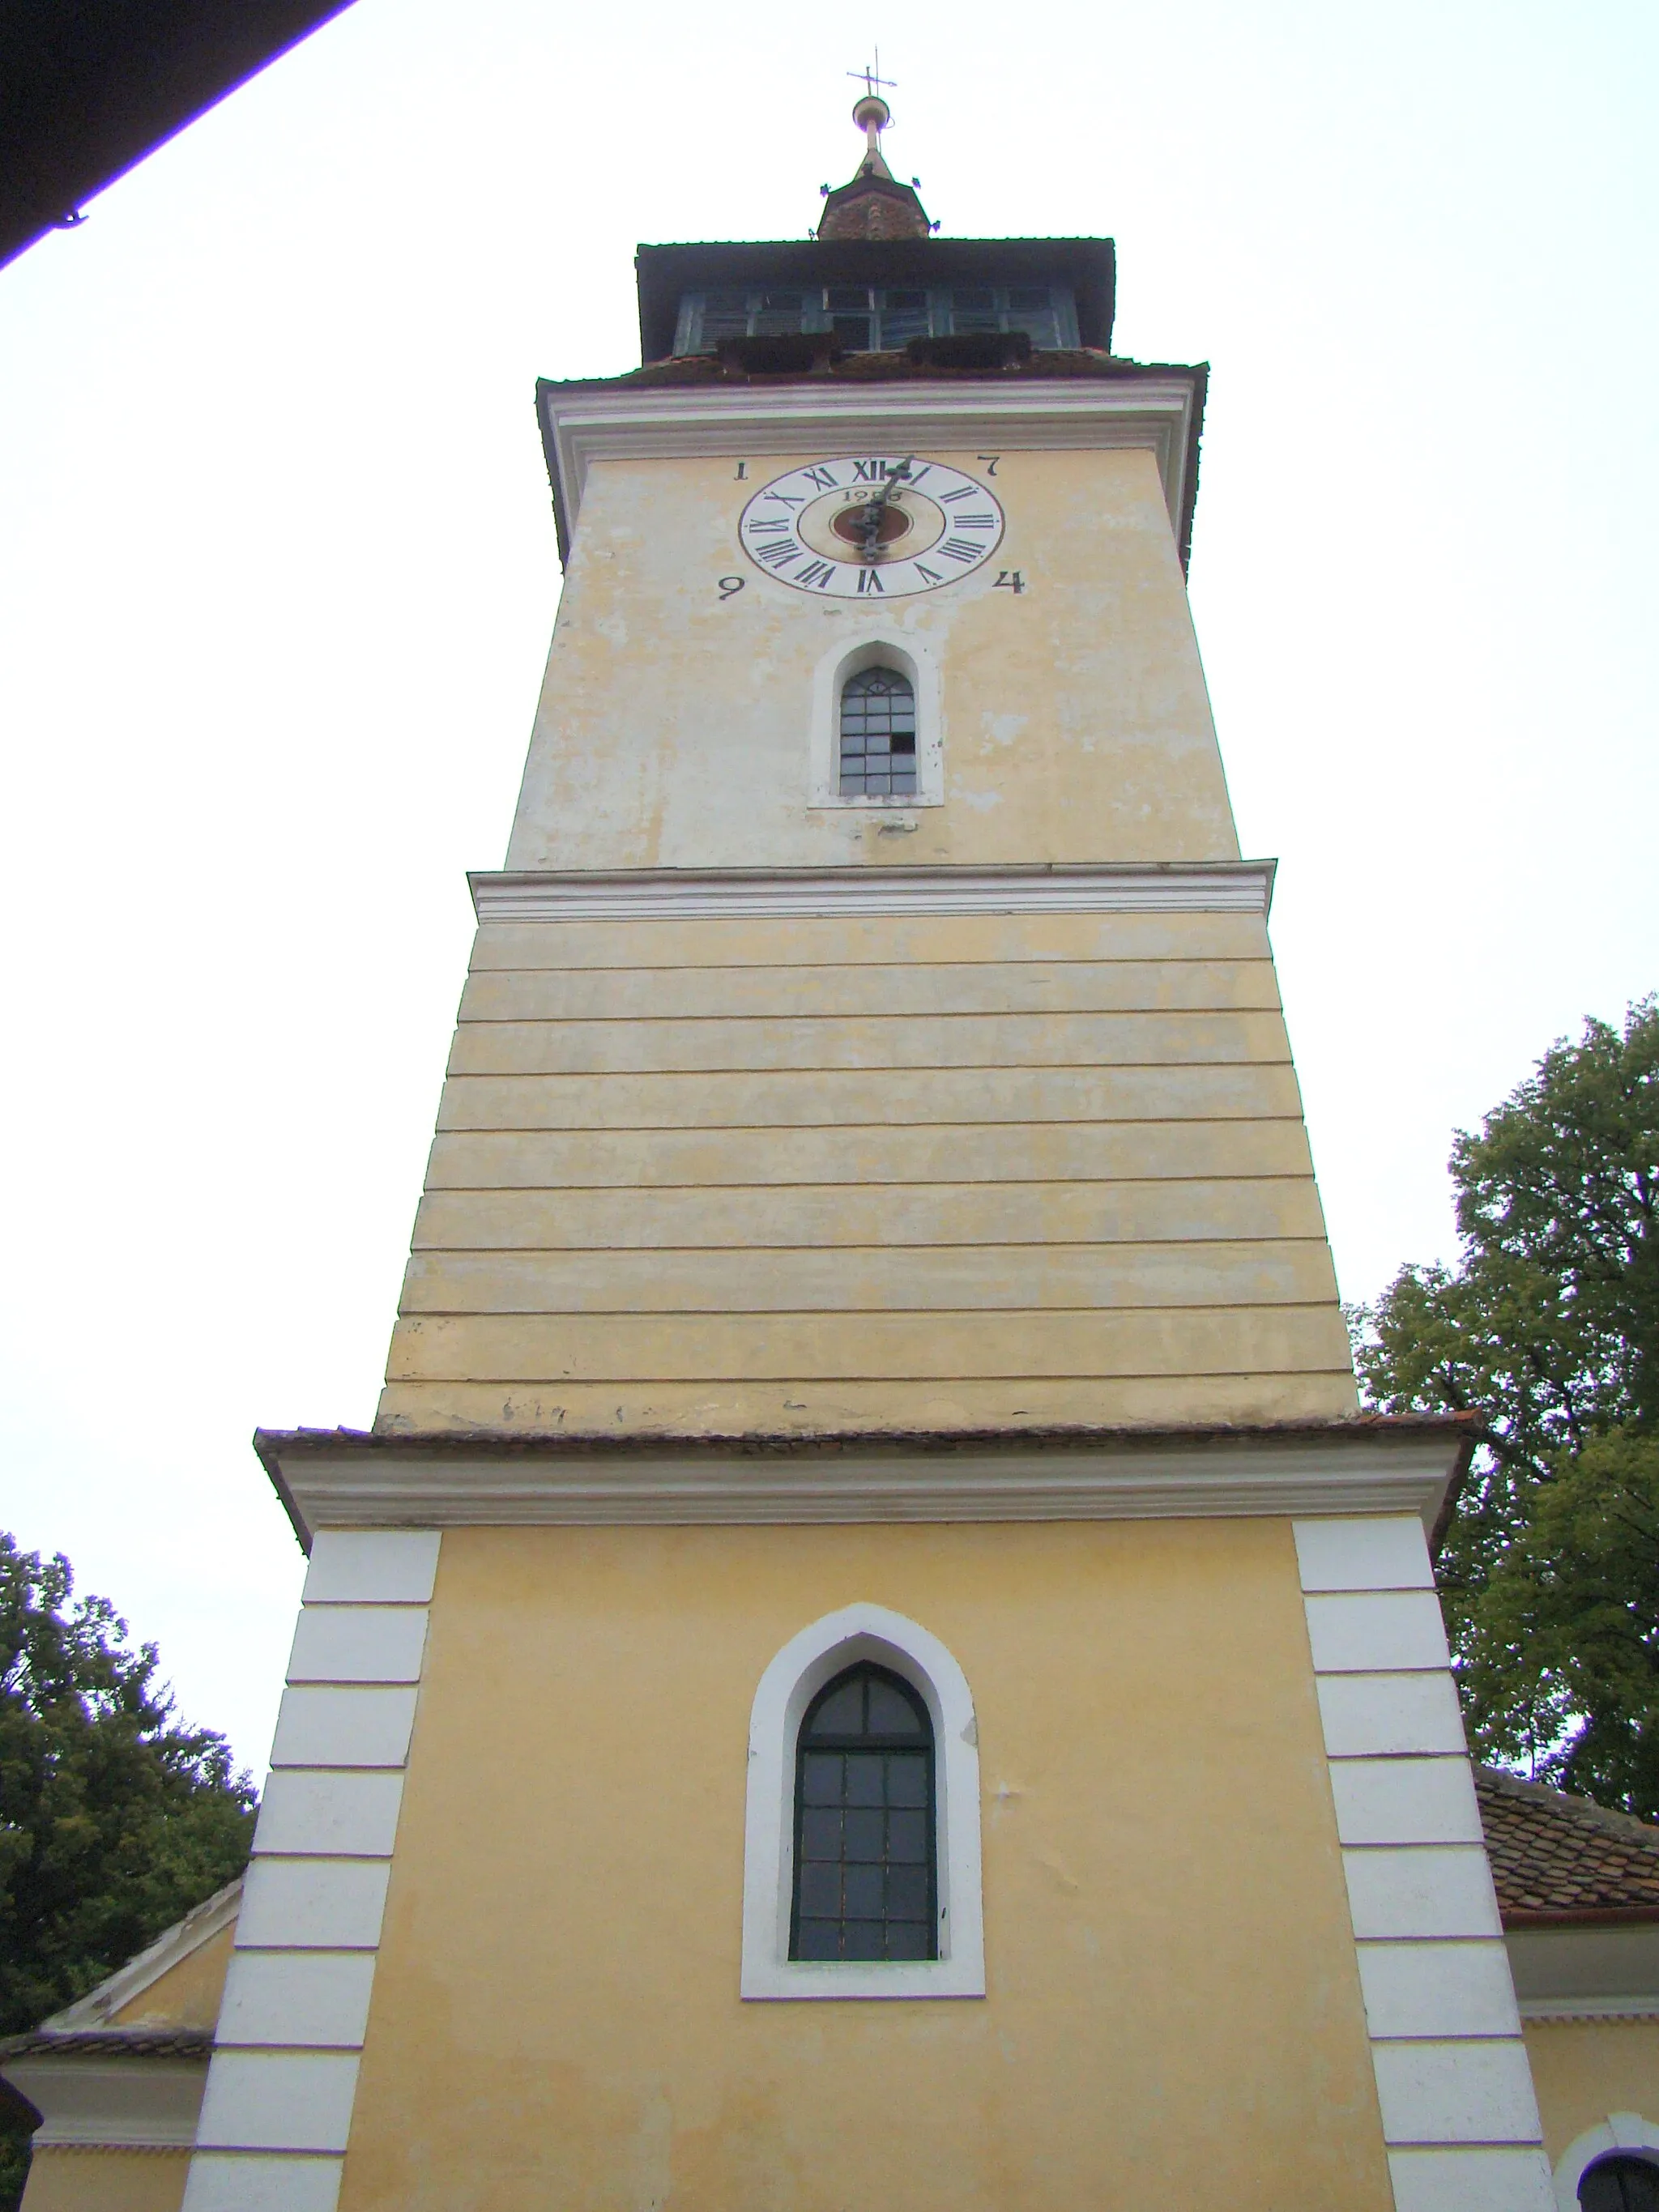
(1554, 2115, 1659, 2210)
(740, 1601, 984, 2000)
(808, 632, 944, 809)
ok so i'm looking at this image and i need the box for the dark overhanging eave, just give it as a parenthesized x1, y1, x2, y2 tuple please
(634, 236, 1117, 363)
(0, 0, 359, 270)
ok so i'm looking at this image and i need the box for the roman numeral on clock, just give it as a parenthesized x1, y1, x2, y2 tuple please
(801, 466, 839, 491)
(754, 540, 801, 569)
(796, 560, 836, 589)
(938, 538, 982, 563)
(856, 567, 885, 593)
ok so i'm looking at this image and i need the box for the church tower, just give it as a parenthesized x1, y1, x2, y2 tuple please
(187, 95, 1557, 2212)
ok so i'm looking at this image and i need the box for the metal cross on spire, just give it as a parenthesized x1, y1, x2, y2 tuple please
(847, 53, 897, 100)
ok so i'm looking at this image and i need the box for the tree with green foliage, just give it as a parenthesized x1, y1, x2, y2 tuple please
(1352, 995, 1658, 1816)
(0, 1534, 256, 2033)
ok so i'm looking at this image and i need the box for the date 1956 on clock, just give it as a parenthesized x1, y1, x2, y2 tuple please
(727, 455, 1024, 600)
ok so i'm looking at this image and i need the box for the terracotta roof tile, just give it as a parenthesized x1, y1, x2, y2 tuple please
(1477, 1767, 1659, 1922)
(0, 2027, 212, 2061)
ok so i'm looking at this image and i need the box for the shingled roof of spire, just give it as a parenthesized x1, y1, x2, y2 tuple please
(1478, 1767, 1659, 1923)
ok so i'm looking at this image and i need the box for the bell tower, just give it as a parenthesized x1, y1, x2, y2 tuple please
(186, 95, 1557, 2212)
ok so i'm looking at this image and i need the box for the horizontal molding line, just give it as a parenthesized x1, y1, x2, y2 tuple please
(470, 863, 1275, 926)
(276, 1457, 1456, 1536)
(1518, 1999, 1659, 2020)
(542, 377, 1202, 554)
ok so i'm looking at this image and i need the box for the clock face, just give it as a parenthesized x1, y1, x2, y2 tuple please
(738, 456, 1004, 598)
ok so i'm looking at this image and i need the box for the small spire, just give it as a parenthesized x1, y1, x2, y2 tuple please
(818, 67, 932, 242)
(851, 93, 895, 180)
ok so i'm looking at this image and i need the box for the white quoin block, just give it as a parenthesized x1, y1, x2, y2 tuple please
(218, 1951, 377, 2049)
(1315, 1672, 1466, 1758)
(194, 2050, 361, 2153)
(1293, 1515, 1434, 1593)
(251, 1771, 405, 1860)
(1341, 1847, 1503, 1941)
(235, 1858, 391, 1952)
(1328, 1758, 1483, 1845)
(271, 1684, 420, 1770)
(1355, 1941, 1522, 2039)
(182, 2152, 343, 2212)
(287, 1605, 428, 1686)
(1371, 2038, 1543, 2145)
(1386, 2146, 1556, 2212)
(302, 1530, 441, 1605)
(1303, 1590, 1451, 1673)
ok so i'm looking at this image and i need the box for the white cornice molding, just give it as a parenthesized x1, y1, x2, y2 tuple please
(539, 375, 1201, 562)
(267, 1432, 1461, 1541)
(469, 859, 1274, 925)
(3, 2054, 210, 2149)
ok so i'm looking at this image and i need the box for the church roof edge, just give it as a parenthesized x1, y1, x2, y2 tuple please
(253, 1415, 1478, 1557)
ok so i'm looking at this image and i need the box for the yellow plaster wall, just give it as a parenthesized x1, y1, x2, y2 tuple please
(340, 1519, 1394, 2212)
(20, 2148, 188, 2212)
(506, 449, 1237, 872)
(377, 908, 1355, 1435)
(1523, 2017, 1659, 2163)
(108, 1924, 233, 2031)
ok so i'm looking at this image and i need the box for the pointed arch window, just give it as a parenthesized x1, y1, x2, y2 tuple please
(838, 667, 916, 797)
(791, 1662, 936, 1963)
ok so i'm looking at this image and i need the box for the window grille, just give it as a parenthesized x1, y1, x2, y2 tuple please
(673, 283, 1077, 354)
(790, 1662, 936, 1963)
(838, 667, 916, 798)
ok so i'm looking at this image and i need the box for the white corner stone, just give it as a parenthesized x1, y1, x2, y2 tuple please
(1293, 1515, 1434, 1594)
(1371, 2036, 1543, 2144)
(194, 2050, 361, 2154)
(1328, 1758, 1483, 1846)
(1355, 1941, 1522, 2039)
(287, 1606, 429, 1686)
(1386, 2145, 1556, 2212)
(1304, 1590, 1451, 1673)
(271, 1684, 420, 1771)
(182, 2152, 343, 2212)
(1341, 1847, 1503, 1941)
(302, 1529, 441, 1605)
(235, 1858, 392, 1952)
(1316, 1672, 1466, 1758)
(218, 1951, 377, 2049)
(251, 1770, 405, 1860)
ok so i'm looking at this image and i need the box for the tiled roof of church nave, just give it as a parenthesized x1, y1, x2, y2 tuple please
(1478, 1766, 1659, 1922)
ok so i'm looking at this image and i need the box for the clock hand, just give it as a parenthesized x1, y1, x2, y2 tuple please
(857, 455, 915, 561)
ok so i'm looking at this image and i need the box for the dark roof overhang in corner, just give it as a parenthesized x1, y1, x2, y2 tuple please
(635, 236, 1116, 363)
(0, 0, 359, 271)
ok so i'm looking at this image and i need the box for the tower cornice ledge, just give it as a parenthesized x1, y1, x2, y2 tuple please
(254, 1415, 1476, 1550)
(536, 369, 1205, 567)
(468, 859, 1276, 923)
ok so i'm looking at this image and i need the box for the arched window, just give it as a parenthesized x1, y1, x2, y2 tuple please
(838, 667, 916, 798)
(1581, 2157, 1659, 2212)
(790, 1661, 936, 1963)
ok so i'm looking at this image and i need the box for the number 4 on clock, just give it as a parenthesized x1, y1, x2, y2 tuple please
(993, 569, 1027, 595)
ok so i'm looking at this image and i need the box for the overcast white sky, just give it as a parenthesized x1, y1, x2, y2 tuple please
(1, 0, 1654, 1777)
